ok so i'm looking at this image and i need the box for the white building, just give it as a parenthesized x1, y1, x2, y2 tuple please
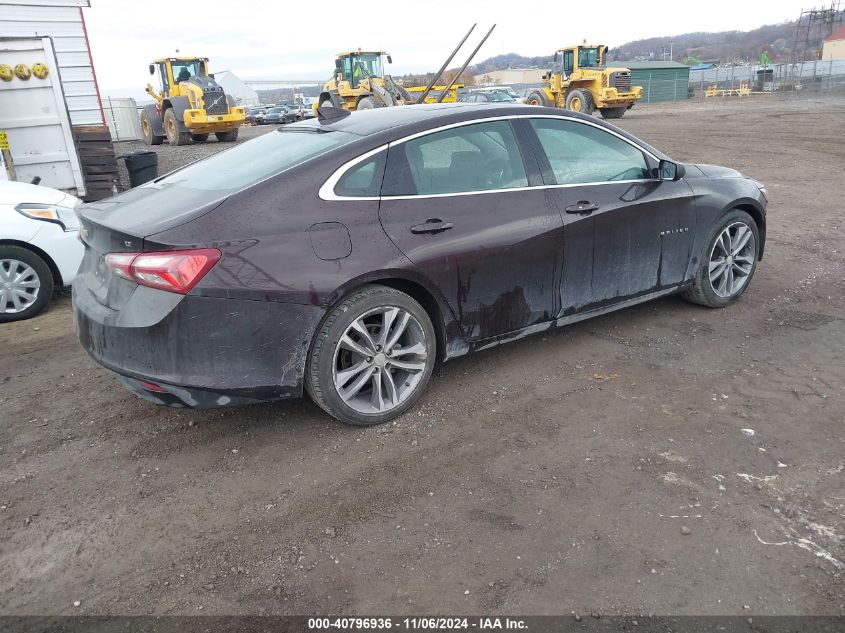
(213, 69, 259, 107)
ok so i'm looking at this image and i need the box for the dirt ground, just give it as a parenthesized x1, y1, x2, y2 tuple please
(1, 95, 843, 616)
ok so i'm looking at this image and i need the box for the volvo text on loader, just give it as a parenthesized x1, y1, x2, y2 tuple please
(526, 44, 642, 119)
(141, 57, 245, 146)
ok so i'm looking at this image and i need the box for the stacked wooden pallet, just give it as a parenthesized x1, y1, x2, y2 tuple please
(71, 125, 120, 202)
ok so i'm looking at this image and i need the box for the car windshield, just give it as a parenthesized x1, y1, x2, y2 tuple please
(579, 47, 601, 68)
(171, 59, 204, 80)
(268, 107, 283, 113)
(487, 92, 515, 102)
(154, 128, 359, 192)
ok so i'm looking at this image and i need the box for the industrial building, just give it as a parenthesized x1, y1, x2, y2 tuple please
(624, 61, 691, 103)
(212, 69, 260, 107)
(822, 24, 845, 60)
(472, 68, 545, 86)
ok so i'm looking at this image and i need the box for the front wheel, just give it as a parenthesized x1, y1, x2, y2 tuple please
(356, 96, 377, 110)
(0, 245, 55, 322)
(526, 91, 551, 107)
(215, 128, 239, 142)
(599, 107, 627, 119)
(305, 285, 436, 426)
(565, 89, 595, 115)
(682, 210, 759, 308)
(163, 108, 191, 146)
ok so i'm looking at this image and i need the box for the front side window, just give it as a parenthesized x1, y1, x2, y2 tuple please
(529, 118, 650, 185)
(383, 120, 529, 196)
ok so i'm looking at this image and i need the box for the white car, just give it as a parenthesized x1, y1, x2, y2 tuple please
(0, 180, 84, 322)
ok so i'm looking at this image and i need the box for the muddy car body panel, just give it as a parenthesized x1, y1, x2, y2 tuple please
(73, 103, 766, 410)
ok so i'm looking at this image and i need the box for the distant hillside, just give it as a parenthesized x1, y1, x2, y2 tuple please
(614, 20, 800, 64)
(467, 18, 837, 72)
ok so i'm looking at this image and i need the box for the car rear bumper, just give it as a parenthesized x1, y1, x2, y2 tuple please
(72, 279, 326, 406)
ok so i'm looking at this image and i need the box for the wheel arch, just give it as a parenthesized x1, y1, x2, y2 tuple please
(0, 239, 63, 287)
(322, 271, 462, 362)
(729, 199, 766, 260)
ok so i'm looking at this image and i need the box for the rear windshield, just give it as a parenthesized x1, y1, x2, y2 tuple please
(154, 127, 359, 192)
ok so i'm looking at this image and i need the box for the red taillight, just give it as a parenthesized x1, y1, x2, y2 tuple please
(137, 380, 167, 393)
(104, 249, 221, 294)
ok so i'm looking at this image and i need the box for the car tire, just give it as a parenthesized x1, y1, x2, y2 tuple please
(565, 89, 594, 115)
(526, 90, 551, 107)
(163, 108, 191, 145)
(682, 209, 759, 308)
(305, 285, 436, 426)
(215, 128, 239, 142)
(599, 107, 627, 119)
(0, 245, 55, 322)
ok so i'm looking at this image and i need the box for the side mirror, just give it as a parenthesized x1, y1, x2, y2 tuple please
(387, 55, 392, 64)
(148, 64, 155, 75)
(554, 51, 559, 62)
(335, 59, 342, 72)
(659, 160, 686, 181)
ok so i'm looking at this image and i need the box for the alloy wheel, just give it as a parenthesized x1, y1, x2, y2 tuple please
(332, 306, 428, 415)
(708, 222, 756, 298)
(0, 259, 41, 314)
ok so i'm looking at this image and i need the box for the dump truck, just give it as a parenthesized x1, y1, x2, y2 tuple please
(141, 57, 245, 146)
(526, 44, 642, 119)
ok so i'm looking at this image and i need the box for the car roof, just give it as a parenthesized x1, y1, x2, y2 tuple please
(287, 103, 669, 160)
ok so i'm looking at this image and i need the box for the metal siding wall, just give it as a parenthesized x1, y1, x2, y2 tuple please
(630, 67, 690, 102)
(0, 3, 101, 125)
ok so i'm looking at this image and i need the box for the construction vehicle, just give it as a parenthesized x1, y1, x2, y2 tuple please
(316, 25, 496, 112)
(317, 50, 415, 111)
(526, 44, 643, 119)
(141, 57, 246, 146)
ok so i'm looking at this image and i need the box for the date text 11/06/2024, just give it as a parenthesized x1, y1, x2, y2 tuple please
(308, 617, 528, 630)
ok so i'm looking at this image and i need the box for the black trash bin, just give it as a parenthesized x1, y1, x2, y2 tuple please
(122, 150, 159, 188)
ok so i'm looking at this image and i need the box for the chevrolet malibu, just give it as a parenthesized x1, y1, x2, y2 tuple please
(73, 104, 767, 425)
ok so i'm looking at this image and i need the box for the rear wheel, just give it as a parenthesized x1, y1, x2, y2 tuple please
(215, 128, 239, 142)
(163, 108, 191, 146)
(305, 285, 436, 426)
(190, 133, 209, 141)
(356, 96, 377, 110)
(600, 107, 627, 119)
(526, 91, 551, 107)
(565, 89, 594, 115)
(0, 245, 54, 322)
(140, 110, 164, 145)
(682, 210, 759, 308)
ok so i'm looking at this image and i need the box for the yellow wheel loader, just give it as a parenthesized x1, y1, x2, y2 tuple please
(317, 51, 416, 111)
(141, 57, 246, 146)
(526, 44, 643, 119)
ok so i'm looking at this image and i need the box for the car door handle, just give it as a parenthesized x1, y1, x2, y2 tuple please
(410, 219, 454, 234)
(564, 201, 600, 214)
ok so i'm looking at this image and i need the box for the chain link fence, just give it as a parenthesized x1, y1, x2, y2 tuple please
(689, 59, 845, 99)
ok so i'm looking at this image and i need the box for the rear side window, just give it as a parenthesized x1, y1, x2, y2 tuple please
(529, 118, 650, 185)
(382, 120, 529, 196)
(334, 151, 386, 197)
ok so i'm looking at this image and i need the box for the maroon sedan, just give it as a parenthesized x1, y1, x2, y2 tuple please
(73, 104, 767, 425)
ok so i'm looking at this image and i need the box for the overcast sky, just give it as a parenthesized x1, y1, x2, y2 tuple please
(85, 0, 806, 99)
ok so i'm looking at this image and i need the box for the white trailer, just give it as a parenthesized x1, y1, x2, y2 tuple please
(0, 35, 86, 195)
(0, 1, 118, 200)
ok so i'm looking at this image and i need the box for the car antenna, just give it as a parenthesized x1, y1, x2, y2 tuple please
(317, 106, 351, 124)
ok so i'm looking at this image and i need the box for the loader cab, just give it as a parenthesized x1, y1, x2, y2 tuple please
(149, 57, 209, 97)
(556, 45, 608, 76)
(335, 51, 388, 88)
